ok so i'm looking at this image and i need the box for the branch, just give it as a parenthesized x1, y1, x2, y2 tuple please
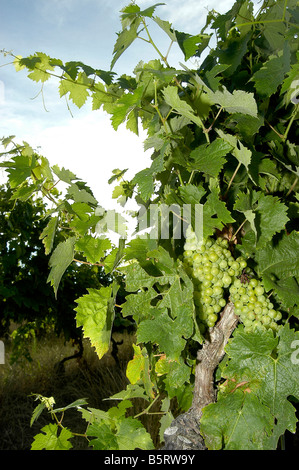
(162, 302, 238, 450)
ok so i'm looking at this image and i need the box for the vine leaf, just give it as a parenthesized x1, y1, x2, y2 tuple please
(162, 85, 206, 130)
(75, 283, 117, 359)
(201, 390, 274, 450)
(75, 235, 111, 264)
(137, 307, 193, 361)
(82, 401, 154, 450)
(202, 325, 299, 449)
(31, 424, 73, 450)
(39, 216, 58, 255)
(59, 72, 90, 108)
(209, 87, 258, 116)
(187, 138, 233, 178)
(251, 45, 291, 97)
(256, 230, 299, 279)
(47, 237, 76, 297)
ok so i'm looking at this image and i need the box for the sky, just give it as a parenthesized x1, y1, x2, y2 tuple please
(0, 0, 245, 216)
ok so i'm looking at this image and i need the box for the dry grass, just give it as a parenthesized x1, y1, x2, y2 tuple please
(0, 330, 143, 450)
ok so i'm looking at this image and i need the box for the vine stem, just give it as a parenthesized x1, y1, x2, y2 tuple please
(286, 176, 298, 197)
(231, 219, 246, 243)
(224, 162, 241, 197)
(73, 258, 105, 267)
(134, 394, 161, 419)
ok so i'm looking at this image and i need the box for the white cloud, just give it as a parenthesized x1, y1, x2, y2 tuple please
(22, 111, 152, 209)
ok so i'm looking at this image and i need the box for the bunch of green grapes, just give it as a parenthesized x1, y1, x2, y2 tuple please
(183, 226, 282, 332)
(184, 226, 246, 329)
(229, 277, 282, 332)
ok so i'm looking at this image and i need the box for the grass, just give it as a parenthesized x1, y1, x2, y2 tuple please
(0, 328, 142, 450)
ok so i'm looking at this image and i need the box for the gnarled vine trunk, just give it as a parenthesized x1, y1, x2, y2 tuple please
(162, 303, 238, 450)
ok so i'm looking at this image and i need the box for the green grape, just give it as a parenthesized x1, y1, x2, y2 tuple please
(184, 226, 283, 333)
(255, 285, 264, 296)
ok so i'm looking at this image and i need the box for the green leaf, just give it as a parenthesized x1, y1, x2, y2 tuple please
(218, 325, 299, 449)
(111, 85, 144, 132)
(111, 19, 141, 70)
(187, 138, 233, 177)
(75, 235, 111, 264)
(254, 193, 289, 249)
(162, 85, 205, 130)
(262, 274, 299, 309)
(30, 402, 46, 427)
(31, 424, 73, 450)
(137, 307, 193, 361)
(67, 183, 97, 205)
(20, 52, 55, 83)
(116, 417, 155, 450)
(251, 45, 291, 97)
(132, 148, 165, 201)
(256, 230, 299, 279)
(39, 216, 58, 255)
(202, 187, 235, 238)
(210, 87, 258, 116)
(201, 390, 274, 450)
(75, 285, 116, 359)
(217, 129, 251, 169)
(52, 165, 79, 184)
(59, 72, 90, 108)
(51, 398, 88, 414)
(175, 31, 211, 61)
(47, 237, 76, 297)
(6, 154, 37, 188)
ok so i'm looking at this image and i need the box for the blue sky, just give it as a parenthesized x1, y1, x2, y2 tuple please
(0, 0, 241, 209)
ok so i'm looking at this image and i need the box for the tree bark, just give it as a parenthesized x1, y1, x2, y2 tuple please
(162, 302, 238, 450)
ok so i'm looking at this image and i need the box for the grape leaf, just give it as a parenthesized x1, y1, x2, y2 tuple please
(253, 193, 289, 249)
(47, 237, 76, 297)
(262, 274, 299, 309)
(75, 235, 111, 264)
(251, 46, 291, 97)
(256, 230, 299, 279)
(20, 52, 55, 83)
(132, 149, 165, 201)
(75, 284, 117, 359)
(218, 325, 299, 449)
(137, 307, 193, 361)
(59, 72, 90, 108)
(209, 87, 258, 116)
(87, 416, 154, 450)
(217, 129, 252, 170)
(31, 424, 73, 450)
(111, 19, 141, 70)
(202, 187, 235, 238)
(162, 85, 205, 130)
(52, 165, 79, 184)
(39, 216, 58, 255)
(187, 138, 233, 177)
(111, 85, 144, 132)
(201, 390, 274, 450)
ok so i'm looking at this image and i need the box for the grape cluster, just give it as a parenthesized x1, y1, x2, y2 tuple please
(229, 277, 281, 332)
(183, 225, 282, 332)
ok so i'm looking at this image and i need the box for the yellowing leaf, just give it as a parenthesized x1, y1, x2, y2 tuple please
(75, 286, 116, 359)
(126, 344, 145, 384)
